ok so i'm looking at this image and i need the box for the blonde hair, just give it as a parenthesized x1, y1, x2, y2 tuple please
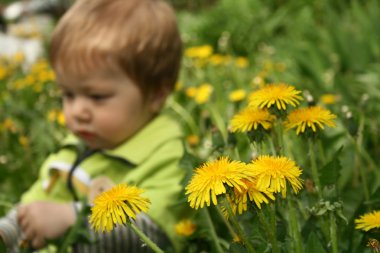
(50, 0, 182, 96)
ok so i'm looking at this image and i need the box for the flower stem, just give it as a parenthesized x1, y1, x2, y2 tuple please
(288, 196, 303, 253)
(330, 212, 338, 253)
(127, 222, 164, 253)
(202, 208, 224, 253)
(223, 198, 256, 253)
(308, 139, 322, 198)
(257, 207, 280, 253)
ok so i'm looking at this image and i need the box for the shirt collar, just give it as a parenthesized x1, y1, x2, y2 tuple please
(60, 113, 183, 165)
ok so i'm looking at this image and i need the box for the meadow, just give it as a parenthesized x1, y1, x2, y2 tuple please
(1, 0, 380, 252)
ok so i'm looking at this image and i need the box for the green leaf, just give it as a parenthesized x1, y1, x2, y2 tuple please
(320, 147, 343, 187)
(306, 231, 328, 253)
(228, 243, 247, 253)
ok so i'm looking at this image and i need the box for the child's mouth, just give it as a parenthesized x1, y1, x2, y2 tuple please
(78, 131, 95, 140)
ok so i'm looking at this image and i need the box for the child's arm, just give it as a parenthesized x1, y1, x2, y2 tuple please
(17, 201, 76, 249)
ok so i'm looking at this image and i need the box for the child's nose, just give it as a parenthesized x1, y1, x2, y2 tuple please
(71, 98, 91, 122)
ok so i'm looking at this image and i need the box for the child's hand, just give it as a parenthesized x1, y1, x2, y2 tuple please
(17, 201, 76, 249)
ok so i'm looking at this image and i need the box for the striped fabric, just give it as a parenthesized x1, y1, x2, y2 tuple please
(0, 209, 170, 253)
(73, 214, 170, 253)
(0, 209, 21, 253)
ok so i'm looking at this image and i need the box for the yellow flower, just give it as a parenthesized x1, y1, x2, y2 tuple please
(89, 184, 150, 232)
(247, 155, 303, 198)
(47, 110, 65, 125)
(175, 81, 183, 91)
(185, 86, 197, 98)
(209, 54, 230, 65)
(230, 107, 275, 132)
(0, 66, 9, 80)
(228, 89, 246, 102)
(186, 134, 199, 147)
(235, 57, 249, 68)
(175, 219, 197, 237)
(19, 135, 29, 148)
(284, 106, 336, 135)
(355, 210, 380, 231)
(185, 45, 213, 59)
(195, 83, 213, 104)
(320, 94, 338, 105)
(186, 157, 255, 209)
(231, 179, 275, 214)
(367, 238, 380, 252)
(1, 119, 17, 133)
(249, 83, 303, 110)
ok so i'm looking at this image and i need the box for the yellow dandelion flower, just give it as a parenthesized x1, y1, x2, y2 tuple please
(209, 54, 229, 65)
(194, 83, 213, 104)
(89, 184, 150, 232)
(12, 52, 25, 64)
(0, 66, 9, 80)
(247, 155, 303, 198)
(355, 210, 380, 231)
(57, 111, 65, 126)
(228, 89, 246, 102)
(18, 135, 29, 148)
(320, 94, 338, 105)
(185, 87, 197, 98)
(235, 57, 249, 68)
(185, 45, 213, 59)
(249, 83, 303, 110)
(284, 106, 336, 135)
(175, 81, 183, 91)
(186, 157, 255, 209)
(175, 219, 197, 237)
(231, 179, 275, 214)
(1, 119, 17, 133)
(230, 107, 275, 132)
(186, 134, 199, 147)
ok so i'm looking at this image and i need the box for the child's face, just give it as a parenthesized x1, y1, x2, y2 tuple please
(57, 68, 157, 150)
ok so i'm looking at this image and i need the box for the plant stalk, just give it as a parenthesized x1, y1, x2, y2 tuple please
(202, 208, 224, 253)
(127, 222, 164, 253)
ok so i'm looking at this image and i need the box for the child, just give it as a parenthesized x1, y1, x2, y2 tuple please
(0, 0, 184, 252)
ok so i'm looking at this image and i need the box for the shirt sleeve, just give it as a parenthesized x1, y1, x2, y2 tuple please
(0, 208, 22, 253)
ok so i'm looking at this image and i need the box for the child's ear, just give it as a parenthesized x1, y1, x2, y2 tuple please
(149, 87, 170, 113)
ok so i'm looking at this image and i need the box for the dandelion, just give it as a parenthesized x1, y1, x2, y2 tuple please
(89, 184, 150, 232)
(235, 57, 249, 68)
(284, 106, 336, 135)
(231, 179, 275, 214)
(185, 45, 213, 59)
(186, 157, 255, 209)
(355, 210, 380, 231)
(367, 238, 380, 253)
(230, 107, 275, 132)
(185, 86, 197, 98)
(175, 219, 197, 237)
(194, 83, 213, 104)
(209, 54, 230, 65)
(186, 134, 199, 147)
(18, 135, 29, 148)
(247, 155, 303, 198)
(320, 94, 338, 105)
(228, 89, 246, 102)
(249, 83, 303, 110)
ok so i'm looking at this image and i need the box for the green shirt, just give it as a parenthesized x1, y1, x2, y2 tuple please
(21, 113, 185, 250)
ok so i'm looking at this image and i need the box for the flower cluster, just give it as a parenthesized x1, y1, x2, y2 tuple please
(185, 155, 303, 213)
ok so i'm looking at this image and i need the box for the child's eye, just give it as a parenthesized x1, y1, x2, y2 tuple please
(90, 94, 110, 101)
(62, 91, 74, 100)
